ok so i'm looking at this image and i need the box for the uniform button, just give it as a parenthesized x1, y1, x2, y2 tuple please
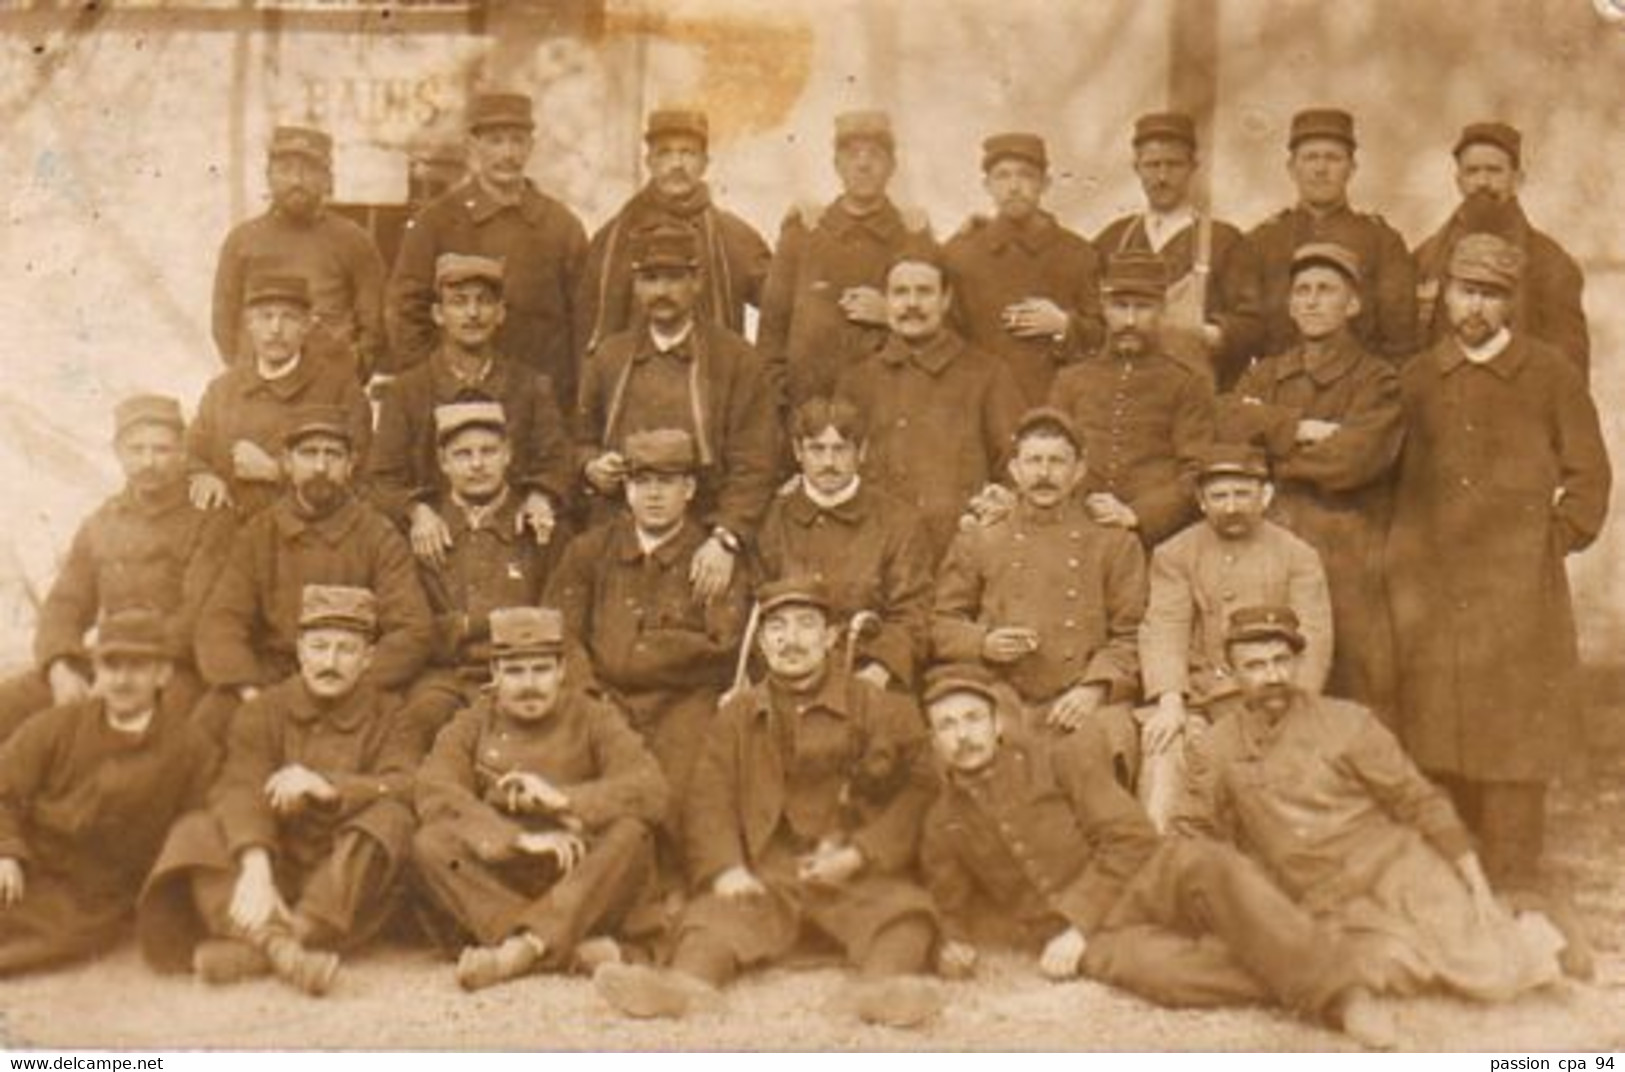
(1065, 589, 1078, 599)
(1014, 532, 1026, 542)
(896, 417, 909, 428)
(1064, 619, 1077, 629)
(1460, 477, 1472, 487)
(486, 748, 500, 760)
(1067, 558, 1080, 568)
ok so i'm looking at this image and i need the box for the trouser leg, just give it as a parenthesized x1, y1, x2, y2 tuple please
(411, 821, 538, 948)
(189, 866, 241, 939)
(856, 915, 935, 978)
(296, 826, 406, 952)
(514, 817, 655, 964)
(1429, 771, 1483, 835)
(1477, 779, 1546, 890)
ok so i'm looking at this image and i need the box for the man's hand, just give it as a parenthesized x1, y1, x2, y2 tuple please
(264, 763, 338, 814)
(1200, 323, 1224, 351)
(1039, 927, 1088, 980)
(517, 490, 557, 547)
(961, 483, 1017, 529)
(797, 842, 864, 887)
(1142, 692, 1188, 755)
(1085, 493, 1138, 531)
(498, 771, 571, 816)
(584, 451, 627, 496)
(1295, 418, 1341, 445)
(855, 662, 892, 690)
(237, 684, 262, 705)
(713, 865, 766, 899)
(1456, 852, 1500, 924)
(228, 849, 286, 935)
(409, 502, 454, 566)
(937, 939, 979, 980)
(982, 626, 1040, 665)
(689, 536, 736, 603)
(231, 439, 282, 483)
(189, 471, 232, 511)
(0, 857, 25, 907)
(1002, 297, 1069, 340)
(515, 830, 586, 875)
(47, 660, 92, 706)
(839, 285, 888, 326)
(1048, 683, 1105, 732)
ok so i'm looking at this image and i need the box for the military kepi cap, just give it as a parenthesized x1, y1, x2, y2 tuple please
(1291, 242, 1362, 285)
(1133, 111, 1197, 149)
(435, 252, 506, 292)
(1013, 406, 1083, 454)
(629, 223, 700, 271)
(1225, 605, 1307, 653)
(269, 125, 332, 165)
(92, 607, 173, 660)
(468, 92, 534, 133)
(282, 403, 354, 449)
(981, 132, 1047, 173)
(114, 393, 185, 440)
(434, 401, 507, 445)
(489, 606, 565, 658)
(1199, 442, 1270, 483)
(1100, 251, 1169, 298)
(623, 428, 698, 475)
(299, 584, 378, 635)
(645, 108, 709, 146)
(834, 110, 894, 150)
(1288, 108, 1356, 150)
(756, 576, 833, 617)
(922, 663, 1003, 707)
(1454, 121, 1522, 166)
(244, 274, 312, 310)
(1448, 232, 1523, 291)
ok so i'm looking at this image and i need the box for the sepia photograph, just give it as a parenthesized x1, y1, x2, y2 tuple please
(0, 0, 1623, 1053)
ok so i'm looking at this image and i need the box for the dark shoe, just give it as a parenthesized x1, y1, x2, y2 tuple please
(1335, 986, 1399, 1051)
(457, 934, 544, 991)
(264, 934, 340, 997)
(193, 938, 270, 985)
(848, 976, 945, 1030)
(594, 963, 719, 1020)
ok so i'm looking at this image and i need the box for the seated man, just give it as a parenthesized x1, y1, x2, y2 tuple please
(755, 395, 933, 690)
(0, 394, 233, 742)
(1171, 606, 1577, 1010)
(400, 401, 562, 752)
(594, 579, 943, 1030)
(932, 407, 1144, 772)
(0, 610, 216, 975)
(369, 253, 572, 556)
(413, 606, 668, 991)
(138, 586, 418, 996)
(918, 663, 1396, 1049)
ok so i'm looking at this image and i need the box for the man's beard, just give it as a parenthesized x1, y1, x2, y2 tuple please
(1109, 329, 1148, 357)
(1246, 682, 1294, 713)
(274, 189, 322, 222)
(295, 474, 345, 515)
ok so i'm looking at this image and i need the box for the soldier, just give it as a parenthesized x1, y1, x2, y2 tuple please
(545, 429, 748, 851)
(594, 578, 943, 1029)
(0, 395, 233, 741)
(0, 609, 216, 976)
(412, 606, 668, 991)
(1094, 112, 1262, 390)
(1413, 122, 1589, 374)
(943, 132, 1102, 405)
(1246, 108, 1417, 363)
(192, 405, 432, 743)
(370, 253, 571, 554)
(139, 586, 417, 995)
(1217, 243, 1403, 715)
(758, 110, 932, 412)
(189, 274, 373, 519)
(835, 250, 1025, 561)
(1171, 606, 1580, 1016)
(1386, 234, 1610, 893)
(918, 663, 1396, 1049)
(399, 402, 562, 751)
(756, 395, 933, 690)
(933, 408, 1145, 767)
(575, 108, 771, 360)
(211, 125, 385, 380)
(1136, 444, 1332, 825)
(1047, 251, 1214, 547)
(577, 223, 779, 601)
(386, 92, 589, 399)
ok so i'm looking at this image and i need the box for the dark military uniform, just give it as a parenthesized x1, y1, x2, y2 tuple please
(189, 356, 373, 518)
(576, 319, 779, 541)
(368, 346, 574, 525)
(138, 678, 416, 970)
(412, 689, 667, 961)
(755, 480, 933, 686)
(944, 210, 1103, 405)
(836, 331, 1025, 562)
(0, 699, 215, 974)
(675, 669, 936, 977)
(1218, 336, 1403, 711)
(1248, 204, 1417, 363)
(759, 198, 930, 411)
(1047, 348, 1215, 546)
(385, 178, 588, 395)
(921, 720, 1350, 1011)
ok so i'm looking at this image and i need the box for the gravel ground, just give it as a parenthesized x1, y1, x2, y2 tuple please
(3, 753, 1624, 1053)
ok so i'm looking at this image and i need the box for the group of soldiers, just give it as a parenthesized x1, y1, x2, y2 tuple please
(0, 91, 1610, 1049)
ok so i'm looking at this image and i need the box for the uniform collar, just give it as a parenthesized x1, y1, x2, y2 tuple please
(633, 321, 699, 364)
(987, 210, 1058, 254)
(114, 479, 192, 517)
(751, 666, 852, 722)
(1436, 332, 1530, 380)
(1275, 333, 1365, 386)
(611, 514, 698, 565)
(784, 478, 867, 526)
(879, 329, 962, 376)
(287, 678, 376, 731)
(827, 196, 903, 241)
(233, 352, 318, 401)
(272, 492, 364, 543)
(460, 176, 549, 225)
(428, 346, 505, 401)
(445, 486, 517, 540)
